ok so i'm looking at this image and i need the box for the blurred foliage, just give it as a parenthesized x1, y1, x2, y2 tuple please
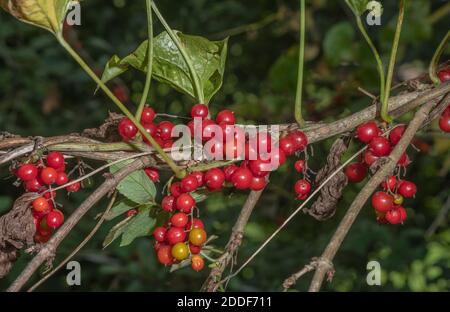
(0, 0, 449, 291)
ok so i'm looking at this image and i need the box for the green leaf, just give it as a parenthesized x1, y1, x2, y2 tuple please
(102, 216, 132, 248)
(345, 0, 369, 16)
(105, 198, 138, 221)
(101, 31, 228, 104)
(120, 211, 155, 247)
(0, 0, 72, 34)
(323, 22, 355, 66)
(110, 161, 156, 204)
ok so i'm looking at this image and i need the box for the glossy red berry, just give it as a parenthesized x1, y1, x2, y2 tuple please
(385, 208, 402, 225)
(231, 167, 253, 189)
(181, 175, 199, 193)
(439, 113, 450, 132)
(17, 164, 38, 182)
(153, 226, 167, 242)
(127, 209, 138, 217)
(381, 176, 397, 191)
(43, 190, 56, 200)
(345, 163, 367, 183)
(55, 172, 69, 186)
(371, 191, 394, 213)
(279, 136, 296, 156)
(66, 181, 81, 193)
(438, 69, 450, 82)
(185, 218, 204, 230)
(216, 110, 235, 125)
(248, 159, 270, 177)
(191, 104, 209, 119)
(140, 107, 156, 124)
(144, 167, 159, 182)
(223, 165, 239, 181)
(46, 151, 65, 169)
(191, 255, 205, 272)
(398, 206, 407, 222)
(118, 118, 138, 140)
(389, 125, 406, 145)
(161, 195, 176, 212)
(397, 153, 410, 167)
(250, 176, 266, 191)
(288, 130, 308, 152)
(294, 179, 311, 195)
(24, 179, 43, 192)
(294, 160, 306, 173)
(356, 121, 380, 143)
(176, 193, 195, 213)
(32, 197, 51, 213)
(398, 181, 417, 198)
(45, 209, 64, 229)
(40, 167, 58, 185)
(157, 244, 174, 265)
(190, 171, 204, 187)
(189, 243, 202, 255)
(142, 123, 157, 143)
(170, 182, 183, 197)
(204, 168, 225, 190)
(369, 136, 391, 157)
(158, 121, 174, 140)
(171, 212, 189, 228)
(363, 149, 379, 166)
(166, 227, 187, 245)
(189, 228, 207, 246)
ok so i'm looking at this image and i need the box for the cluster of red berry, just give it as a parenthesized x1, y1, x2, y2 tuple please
(293, 159, 311, 200)
(438, 69, 450, 133)
(14, 152, 81, 243)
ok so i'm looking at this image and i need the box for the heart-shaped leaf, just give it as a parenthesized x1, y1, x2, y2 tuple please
(101, 31, 228, 104)
(0, 0, 72, 34)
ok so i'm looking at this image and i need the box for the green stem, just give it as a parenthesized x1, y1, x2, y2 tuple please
(429, 30, 450, 85)
(136, 0, 154, 119)
(57, 36, 185, 178)
(355, 16, 385, 109)
(294, 0, 306, 128)
(381, 0, 405, 123)
(151, 1, 205, 104)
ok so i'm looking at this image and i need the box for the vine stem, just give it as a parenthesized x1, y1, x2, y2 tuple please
(429, 30, 450, 85)
(294, 0, 306, 128)
(381, 0, 406, 123)
(56, 36, 185, 178)
(135, 0, 154, 119)
(151, 2, 205, 104)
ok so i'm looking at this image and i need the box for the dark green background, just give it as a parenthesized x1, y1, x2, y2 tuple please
(0, 0, 449, 291)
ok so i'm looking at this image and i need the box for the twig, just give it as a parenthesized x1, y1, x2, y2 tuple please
(27, 192, 118, 292)
(282, 258, 318, 292)
(6, 157, 152, 292)
(307, 94, 447, 292)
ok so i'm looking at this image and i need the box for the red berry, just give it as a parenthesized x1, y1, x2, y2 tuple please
(398, 181, 417, 198)
(363, 149, 379, 166)
(345, 162, 367, 183)
(176, 193, 195, 213)
(381, 176, 397, 191)
(43, 190, 56, 200)
(190, 171, 204, 187)
(256, 131, 272, 154)
(166, 226, 186, 245)
(127, 209, 138, 217)
(181, 175, 199, 193)
(157, 244, 174, 265)
(45, 209, 64, 229)
(161, 195, 176, 212)
(389, 125, 406, 145)
(189, 228, 207, 246)
(204, 168, 225, 190)
(439, 113, 450, 133)
(157, 121, 174, 141)
(46, 152, 65, 169)
(356, 121, 380, 143)
(153, 226, 167, 242)
(279, 136, 296, 156)
(231, 168, 253, 189)
(296, 193, 308, 201)
(269, 148, 286, 170)
(17, 164, 38, 182)
(32, 197, 51, 213)
(142, 123, 157, 144)
(288, 130, 308, 152)
(185, 218, 204, 230)
(294, 160, 306, 173)
(171, 212, 189, 228)
(191, 104, 209, 119)
(369, 136, 391, 157)
(140, 107, 156, 124)
(24, 179, 43, 192)
(223, 165, 239, 181)
(55, 172, 69, 186)
(216, 110, 235, 125)
(170, 182, 183, 197)
(385, 208, 402, 225)
(37, 218, 53, 236)
(40, 167, 58, 185)
(398, 206, 407, 222)
(294, 179, 311, 195)
(66, 181, 81, 193)
(191, 255, 205, 272)
(118, 118, 138, 140)
(250, 176, 266, 191)
(397, 153, 410, 167)
(371, 191, 394, 213)
(438, 69, 450, 82)
(248, 159, 270, 177)
(144, 167, 159, 182)
(189, 243, 201, 255)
